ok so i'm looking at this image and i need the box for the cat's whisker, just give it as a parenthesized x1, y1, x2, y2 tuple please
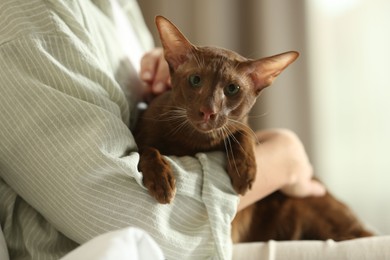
(227, 119, 259, 144)
(201, 53, 206, 68)
(167, 117, 190, 137)
(247, 112, 269, 119)
(162, 114, 186, 122)
(210, 129, 218, 141)
(153, 107, 187, 122)
(168, 123, 185, 137)
(233, 60, 242, 71)
(224, 125, 248, 158)
(221, 126, 241, 178)
(245, 50, 263, 60)
(149, 107, 190, 137)
(192, 51, 203, 70)
(221, 128, 233, 168)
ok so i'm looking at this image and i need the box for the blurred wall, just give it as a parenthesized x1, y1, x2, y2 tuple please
(307, 0, 390, 234)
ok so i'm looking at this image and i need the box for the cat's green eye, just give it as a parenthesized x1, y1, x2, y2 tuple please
(224, 84, 240, 96)
(189, 74, 202, 88)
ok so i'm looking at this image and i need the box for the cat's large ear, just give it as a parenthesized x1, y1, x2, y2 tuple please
(155, 16, 194, 71)
(245, 51, 299, 95)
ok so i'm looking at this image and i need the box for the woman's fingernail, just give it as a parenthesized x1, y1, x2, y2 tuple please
(142, 71, 152, 81)
(153, 82, 165, 93)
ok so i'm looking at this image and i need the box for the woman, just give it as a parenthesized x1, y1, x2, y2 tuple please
(0, 0, 324, 259)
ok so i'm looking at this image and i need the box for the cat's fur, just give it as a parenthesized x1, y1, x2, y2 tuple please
(135, 16, 373, 242)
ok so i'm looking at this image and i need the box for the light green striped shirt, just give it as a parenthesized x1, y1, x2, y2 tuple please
(0, 0, 238, 259)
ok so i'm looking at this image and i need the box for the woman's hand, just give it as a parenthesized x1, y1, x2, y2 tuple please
(139, 48, 171, 102)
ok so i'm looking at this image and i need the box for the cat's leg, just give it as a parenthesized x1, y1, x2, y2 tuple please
(226, 132, 256, 195)
(138, 146, 176, 204)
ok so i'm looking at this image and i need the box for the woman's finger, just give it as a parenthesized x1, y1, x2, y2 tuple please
(151, 55, 170, 94)
(140, 48, 163, 83)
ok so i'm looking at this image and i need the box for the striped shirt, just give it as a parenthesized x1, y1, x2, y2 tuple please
(0, 0, 238, 259)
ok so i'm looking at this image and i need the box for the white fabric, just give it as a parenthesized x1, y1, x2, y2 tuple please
(233, 236, 390, 260)
(56, 227, 390, 260)
(61, 227, 164, 260)
(2, 223, 390, 260)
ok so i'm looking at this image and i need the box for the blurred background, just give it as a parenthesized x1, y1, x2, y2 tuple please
(138, 0, 390, 235)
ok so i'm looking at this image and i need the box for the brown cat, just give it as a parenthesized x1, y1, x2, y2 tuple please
(135, 16, 373, 242)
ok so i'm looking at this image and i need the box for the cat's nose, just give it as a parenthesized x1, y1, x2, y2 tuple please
(199, 107, 216, 122)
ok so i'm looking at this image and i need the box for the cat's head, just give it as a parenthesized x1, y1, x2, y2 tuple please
(155, 16, 298, 133)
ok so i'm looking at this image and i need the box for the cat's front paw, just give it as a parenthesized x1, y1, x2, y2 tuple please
(227, 155, 256, 195)
(143, 165, 176, 204)
(139, 147, 176, 204)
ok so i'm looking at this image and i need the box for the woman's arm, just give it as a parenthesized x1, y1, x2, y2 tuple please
(238, 129, 326, 211)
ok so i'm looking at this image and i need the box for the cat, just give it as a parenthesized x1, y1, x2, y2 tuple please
(135, 15, 373, 242)
(135, 15, 297, 203)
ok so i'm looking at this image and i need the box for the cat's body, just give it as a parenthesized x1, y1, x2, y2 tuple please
(135, 16, 373, 242)
(232, 191, 373, 242)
